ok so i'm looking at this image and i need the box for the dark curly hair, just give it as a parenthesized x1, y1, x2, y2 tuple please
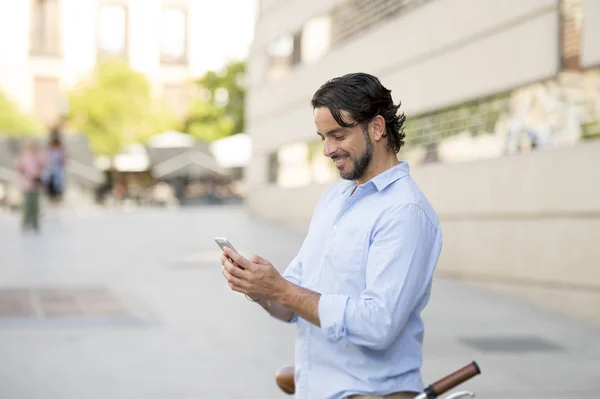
(311, 73, 406, 153)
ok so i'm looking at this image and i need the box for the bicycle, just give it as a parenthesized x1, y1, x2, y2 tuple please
(275, 361, 481, 398)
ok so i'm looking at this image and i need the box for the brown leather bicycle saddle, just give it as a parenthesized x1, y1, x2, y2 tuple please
(275, 365, 295, 394)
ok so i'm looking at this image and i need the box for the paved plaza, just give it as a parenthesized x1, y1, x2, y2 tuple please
(0, 205, 598, 398)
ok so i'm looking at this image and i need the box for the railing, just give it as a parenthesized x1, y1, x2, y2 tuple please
(66, 159, 105, 185)
(331, 0, 433, 47)
(404, 94, 510, 149)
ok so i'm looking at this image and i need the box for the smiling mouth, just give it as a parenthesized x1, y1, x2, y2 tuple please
(332, 155, 348, 167)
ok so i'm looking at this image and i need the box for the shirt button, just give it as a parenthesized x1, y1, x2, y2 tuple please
(333, 224, 337, 229)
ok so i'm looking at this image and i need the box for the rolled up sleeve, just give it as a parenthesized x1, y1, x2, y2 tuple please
(318, 203, 441, 350)
(282, 253, 303, 286)
(318, 294, 349, 340)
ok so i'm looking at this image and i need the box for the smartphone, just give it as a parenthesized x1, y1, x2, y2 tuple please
(214, 237, 238, 253)
(215, 237, 243, 268)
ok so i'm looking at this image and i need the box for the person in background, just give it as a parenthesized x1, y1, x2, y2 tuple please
(44, 135, 67, 207)
(16, 140, 46, 233)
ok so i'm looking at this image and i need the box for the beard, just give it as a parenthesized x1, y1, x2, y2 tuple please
(339, 130, 373, 181)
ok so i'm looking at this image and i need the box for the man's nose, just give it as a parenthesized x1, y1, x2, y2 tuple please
(323, 140, 336, 157)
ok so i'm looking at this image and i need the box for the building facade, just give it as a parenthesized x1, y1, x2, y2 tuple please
(0, 0, 196, 127)
(246, 0, 600, 228)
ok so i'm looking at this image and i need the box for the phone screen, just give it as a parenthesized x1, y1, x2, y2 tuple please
(215, 237, 237, 253)
(215, 237, 244, 269)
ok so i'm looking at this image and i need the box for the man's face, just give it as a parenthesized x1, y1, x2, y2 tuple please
(314, 107, 373, 181)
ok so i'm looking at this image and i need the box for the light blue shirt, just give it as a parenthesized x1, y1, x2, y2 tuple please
(281, 162, 442, 399)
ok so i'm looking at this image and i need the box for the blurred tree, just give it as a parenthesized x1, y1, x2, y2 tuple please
(0, 90, 44, 135)
(184, 60, 245, 141)
(67, 61, 179, 156)
(185, 100, 234, 141)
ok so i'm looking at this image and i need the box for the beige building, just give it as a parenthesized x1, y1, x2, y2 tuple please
(247, 0, 600, 222)
(246, 0, 600, 322)
(0, 0, 198, 127)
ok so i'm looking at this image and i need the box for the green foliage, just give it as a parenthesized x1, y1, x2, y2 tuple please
(0, 90, 44, 136)
(184, 60, 246, 141)
(67, 61, 179, 156)
(581, 120, 600, 141)
(185, 101, 233, 141)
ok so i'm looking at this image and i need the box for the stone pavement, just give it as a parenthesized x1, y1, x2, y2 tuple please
(0, 205, 598, 399)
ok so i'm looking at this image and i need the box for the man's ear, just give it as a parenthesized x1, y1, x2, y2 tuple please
(370, 115, 386, 142)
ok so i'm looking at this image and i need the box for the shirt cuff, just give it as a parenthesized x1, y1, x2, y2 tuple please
(318, 294, 349, 342)
(287, 313, 298, 323)
(273, 304, 298, 323)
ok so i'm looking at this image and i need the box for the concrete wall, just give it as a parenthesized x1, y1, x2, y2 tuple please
(247, 0, 560, 186)
(247, 140, 600, 323)
(582, 0, 600, 68)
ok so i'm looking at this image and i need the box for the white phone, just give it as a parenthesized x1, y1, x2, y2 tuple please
(214, 237, 238, 253)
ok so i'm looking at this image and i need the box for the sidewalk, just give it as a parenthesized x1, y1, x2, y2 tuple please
(0, 205, 598, 398)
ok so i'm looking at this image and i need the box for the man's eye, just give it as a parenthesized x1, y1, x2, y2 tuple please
(334, 135, 345, 141)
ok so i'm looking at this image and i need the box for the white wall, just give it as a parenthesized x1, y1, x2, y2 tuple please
(247, 0, 560, 185)
(0, 0, 35, 112)
(582, 0, 600, 68)
(60, 0, 99, 88)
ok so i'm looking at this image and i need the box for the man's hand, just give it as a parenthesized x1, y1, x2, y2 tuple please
(220, 247, 286, 301)
(220, 247, 322, 326)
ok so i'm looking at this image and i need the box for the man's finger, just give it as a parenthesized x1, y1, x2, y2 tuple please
(221, 255, 249, 279)
(222, 265, 248, 289)
(228, 283, 246, 294)
(223, 247, 253, 270)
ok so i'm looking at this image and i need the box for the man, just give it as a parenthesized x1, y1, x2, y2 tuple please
(221, 73, 442, 399)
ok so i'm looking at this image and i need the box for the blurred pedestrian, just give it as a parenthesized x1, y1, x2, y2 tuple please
(43, 135, 67, 207)
(15, 140, 45, 232)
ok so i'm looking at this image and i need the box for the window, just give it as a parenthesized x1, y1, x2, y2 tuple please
(330, 0, 432, 47)
(274, 142, 312, 188)
(266, 32, 301, 82)
(33, 77, 60, 125)
(97, 3, 128, 59)
(267, 152, 278, 183)
(30, 0, 60, 56)
(268, 140, 338, 187)
(160, 7, 188, 64)
(308, 140, 338, 184)
(301, 15, 331, 64)
(403, 94, 509, 149)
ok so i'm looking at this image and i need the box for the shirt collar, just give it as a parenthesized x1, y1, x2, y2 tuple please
(340, 161, 410, 195)
(371, 161, 410, 191)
